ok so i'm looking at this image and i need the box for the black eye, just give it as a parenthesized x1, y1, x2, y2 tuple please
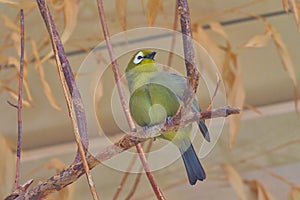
(137, 56, 143, 59)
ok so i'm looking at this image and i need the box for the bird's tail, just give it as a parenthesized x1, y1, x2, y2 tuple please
(198, 120, 210, 142)
(179, 140, 206, 185)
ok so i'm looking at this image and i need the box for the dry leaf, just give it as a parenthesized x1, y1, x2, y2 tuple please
(31, 40, 61, 110)
(0, 81, 32, 107)
(193, 24, 224, 70)
(269, 24, 298, 111)
(0, 0, 36, 9)
(222, 163, 248, 200)
(0, 14, 19, 32)
(6, 56, 33, 102)
(287, 0, 300, 32)
(289, 187, 300, 200)
(244, 103, 261, 114)
(210, 21, 229, 40)
(282, 0, 289, 12)
(246, 180, 275, 200)
(40, 0, 78, 65)
(220, 45, 245, 149)
(60, 0, 78, 44)
(10, 31, 33, 103)
(146, 0, 162, 26)
(116, 0, 127, 31)
(194, 23, 244, 149)
(228, 58, 245, 149)
(241, 29, 272, 48)
(0, 134, 15, 199)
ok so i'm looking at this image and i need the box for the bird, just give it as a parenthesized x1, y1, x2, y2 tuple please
(125, 49, 210, 185)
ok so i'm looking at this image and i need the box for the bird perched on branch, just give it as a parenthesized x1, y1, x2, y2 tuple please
(125, 49, 210, 185)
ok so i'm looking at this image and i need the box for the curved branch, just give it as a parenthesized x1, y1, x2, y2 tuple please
(5, 106, 239, 200)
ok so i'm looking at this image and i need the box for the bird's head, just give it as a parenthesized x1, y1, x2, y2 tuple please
(125, 49, 157, 72)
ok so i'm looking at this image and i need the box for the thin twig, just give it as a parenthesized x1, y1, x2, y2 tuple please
(96, 0, 164, 199)
(206, 74, 221, 111)
(96, 0, 135, 131)
(125, 140, 153, 200)
(14, 9, 24, 190)
(36, 1, 99, 199)
(136, 142, 165, 200)
(112, 142, 150, 200)
(170, 0, 200, 126)
(5, 106, 240, 200)
(112, 151, 140, 200)
(178, 0, 199, 90)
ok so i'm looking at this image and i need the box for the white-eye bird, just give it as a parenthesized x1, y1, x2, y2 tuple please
(125, 50, 210, 185)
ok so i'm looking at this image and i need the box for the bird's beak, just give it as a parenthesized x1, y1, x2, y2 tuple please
(143, 51, 156, 60)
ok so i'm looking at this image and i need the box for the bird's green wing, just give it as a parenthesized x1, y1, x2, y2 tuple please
(150, 72, 210, 141)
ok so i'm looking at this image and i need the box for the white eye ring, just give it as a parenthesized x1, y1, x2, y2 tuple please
(133, 51, 144, 64)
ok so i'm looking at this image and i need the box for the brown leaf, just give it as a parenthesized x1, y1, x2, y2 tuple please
(210, 21, 229, 40)
(31, 40, 61, 110)
(0, 135, 15, 199)
(269, 24, 298, 111)
(0, 14, 19, 32)
(246, 180, 275, 200)
(0, 81, 32, 107)
(146, 0, 162, 26)
(241, 29, 272, 48)
(227, 53, 245, 149)
(289, 187, 300, 200)
(40, 0, 78, 65)
(61, 0, 78, 44)
(244, 103, 262, 114)
(193, 24, 224, 70)
(116, 0, 127, 31)
(0, 0, 36, 9)
(194, 23, 244, 149)
(288, 0, 300, 32)
(222, 163, 248, 200)
(282, 0, 289, 12)
(10, 32, 33, 102)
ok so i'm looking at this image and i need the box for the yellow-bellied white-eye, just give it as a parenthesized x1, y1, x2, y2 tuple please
(125, 50, 210, 185)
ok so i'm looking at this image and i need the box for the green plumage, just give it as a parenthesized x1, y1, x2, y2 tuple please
(126, 50, 209, 185)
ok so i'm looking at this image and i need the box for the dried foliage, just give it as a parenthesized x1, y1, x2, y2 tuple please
(241, 16, 298, 111)
(193, 22, 245, 149)
(222, 163, 248, 200)
(246, 180, 275, 200)
(31, 40, 61, 110)
(0, 0, 299, 199)
(115, 0, 127, 31)
(289, 187, 300, 200)
(146, 0, 163, 26)
(283, 0, 300, 32)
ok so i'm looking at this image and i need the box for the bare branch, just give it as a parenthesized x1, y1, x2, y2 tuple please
(5, 106, 239, 200)
(171, 0, 200, 126)
(96, 0, 164, 199)
(125, 140, 153, 200)
(14, 9, 25, 190)
(35, 0, 99, 199)
(112, 149, 139, 200)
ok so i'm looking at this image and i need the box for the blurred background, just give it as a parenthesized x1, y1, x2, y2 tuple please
(0, 0, 300, 199)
